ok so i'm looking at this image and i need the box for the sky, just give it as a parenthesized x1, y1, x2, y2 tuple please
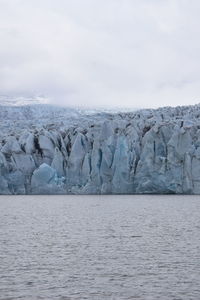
(0, 0, 200, 109)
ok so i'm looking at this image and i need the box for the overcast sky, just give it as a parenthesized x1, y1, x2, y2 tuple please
(0, 0, 200, 108)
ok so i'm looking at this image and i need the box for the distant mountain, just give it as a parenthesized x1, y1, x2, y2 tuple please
(0, 95, 49, 106)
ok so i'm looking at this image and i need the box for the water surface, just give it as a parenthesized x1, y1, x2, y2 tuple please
(0, 195, 200, 300)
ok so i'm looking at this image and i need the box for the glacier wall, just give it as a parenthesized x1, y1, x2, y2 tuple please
(1, 104, 200, 194)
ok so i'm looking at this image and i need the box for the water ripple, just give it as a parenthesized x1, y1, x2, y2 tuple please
(0, 195, 200, 300)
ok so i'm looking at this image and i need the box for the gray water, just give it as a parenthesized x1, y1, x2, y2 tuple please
(0, 195, 200, 300)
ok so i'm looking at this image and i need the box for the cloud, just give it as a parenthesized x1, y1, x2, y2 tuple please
(0, 0, 200, 108)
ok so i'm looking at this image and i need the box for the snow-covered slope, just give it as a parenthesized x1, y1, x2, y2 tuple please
(0, 95, 49, 106)
(1, 102, 200, 194)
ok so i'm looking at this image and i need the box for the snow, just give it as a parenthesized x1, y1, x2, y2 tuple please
(0, 95, 49, 106)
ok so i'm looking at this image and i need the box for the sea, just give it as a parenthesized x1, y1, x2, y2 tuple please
(0, 195, 200, 300)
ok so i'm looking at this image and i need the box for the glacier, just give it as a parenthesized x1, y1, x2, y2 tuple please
(1, 102, 200, 194)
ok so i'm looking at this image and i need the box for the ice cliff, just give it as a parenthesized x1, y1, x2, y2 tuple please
(1, 103, 200, 194)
